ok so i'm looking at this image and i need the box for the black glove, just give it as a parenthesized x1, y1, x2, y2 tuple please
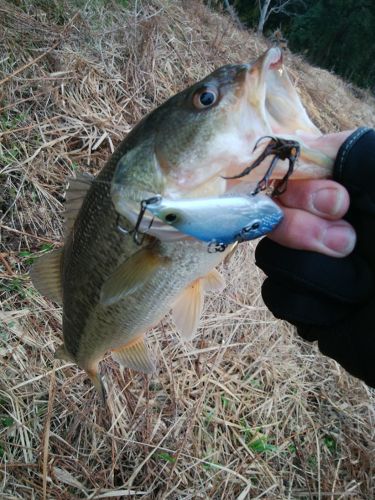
(255, 128, 375, 388)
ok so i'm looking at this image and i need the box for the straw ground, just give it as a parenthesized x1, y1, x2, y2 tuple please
(0, 0, 374, 498)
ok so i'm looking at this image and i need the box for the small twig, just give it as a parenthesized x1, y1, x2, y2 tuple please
(1, 225, 61, 245)
(0, 116, 61, 138)
(41, 363, 57, 500)
(223, 0, 244, 30)
(0, 50, 58, 87)
(0, 463, 38, 469)
(0, 90, 48, 113)
(0, 254, 14, 275)
(0, 12, 80, 87)
(292, 437, 314, 499)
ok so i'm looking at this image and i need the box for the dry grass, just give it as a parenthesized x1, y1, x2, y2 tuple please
(0, 0, 374, 498)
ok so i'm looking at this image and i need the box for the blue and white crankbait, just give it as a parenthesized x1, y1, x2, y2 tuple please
(143, 191, 283, 251)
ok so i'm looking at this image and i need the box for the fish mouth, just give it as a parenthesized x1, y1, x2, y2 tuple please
(230, 48, 334, 182)
(252, 47, 284, 75)
(261, 49, 336, 174)
(242, 47, 284, 108)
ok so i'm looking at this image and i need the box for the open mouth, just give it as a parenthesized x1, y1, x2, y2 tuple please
(229, 48, 334, 187)
(264, 47, 283, 71)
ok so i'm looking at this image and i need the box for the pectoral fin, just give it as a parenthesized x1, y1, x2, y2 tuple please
(29, 248, 64, 304)
(111, 335, 155, 373)
(100, 248, 171, 306)
(172, 270, 225, 340)
(172, 279, 204, 340)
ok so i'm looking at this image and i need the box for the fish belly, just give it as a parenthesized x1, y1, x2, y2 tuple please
(74, 239, 226, 368)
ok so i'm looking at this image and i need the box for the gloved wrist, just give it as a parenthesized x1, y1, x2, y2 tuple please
(333, 127, 375, 267)
(255, 126, 375, 387)
(334, 127, 375, 198)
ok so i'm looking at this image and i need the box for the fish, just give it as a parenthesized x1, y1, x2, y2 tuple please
(30, 47, 334, 400)
(142, 191, 284, 248)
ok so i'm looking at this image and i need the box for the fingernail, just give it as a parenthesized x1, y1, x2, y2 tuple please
(322, 224, 356, 255)
(312, 188, 345, 216)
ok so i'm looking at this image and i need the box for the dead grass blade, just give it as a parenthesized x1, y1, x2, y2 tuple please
(0, 0, 374, 498)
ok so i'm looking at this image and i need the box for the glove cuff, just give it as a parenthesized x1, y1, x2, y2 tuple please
(333, 127, 375, 197)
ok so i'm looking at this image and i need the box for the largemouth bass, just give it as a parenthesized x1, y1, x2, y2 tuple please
(30, 48, 334, 399)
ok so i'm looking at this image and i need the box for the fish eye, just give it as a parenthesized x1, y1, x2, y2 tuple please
(251, 222, 260, 230)
(193, 86, 219, 110)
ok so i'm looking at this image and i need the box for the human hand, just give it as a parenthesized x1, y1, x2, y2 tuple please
(269, 129, 357, 257)
(256, 128, 375, 387)
(269, 179, 355, 257)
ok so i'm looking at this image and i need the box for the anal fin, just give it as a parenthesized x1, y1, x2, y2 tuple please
(111, 335, 155, 373)
(30, 248, 64, 304)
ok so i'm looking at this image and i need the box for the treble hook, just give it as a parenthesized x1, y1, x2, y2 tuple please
(222, 136, 300, 196)
(132, 195, 162, 245)
(116, 213, 130, 235)
(207, 240, 227, 253)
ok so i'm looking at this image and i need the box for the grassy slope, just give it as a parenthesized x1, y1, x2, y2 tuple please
(0, 0, 374, 498)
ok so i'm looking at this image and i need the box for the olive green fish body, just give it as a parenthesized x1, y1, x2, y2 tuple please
(61, 154, 128, 363)
(70, 239, 224, 371)
(61, 140, 225, 376)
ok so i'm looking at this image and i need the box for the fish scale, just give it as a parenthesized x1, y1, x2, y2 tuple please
(62, 145, 226, 379)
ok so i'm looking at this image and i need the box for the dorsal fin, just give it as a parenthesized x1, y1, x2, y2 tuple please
(29, 247, 64, 304)
(64, 173, 93, 238)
